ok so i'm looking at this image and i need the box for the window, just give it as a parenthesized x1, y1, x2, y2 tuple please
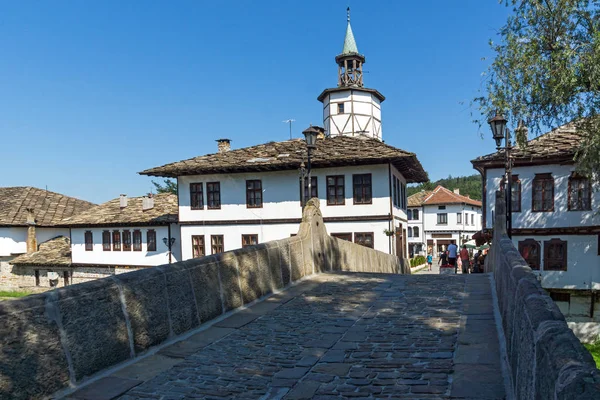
(544, 238, 567, 271)
(568, 175, 591, 211)
(122, 230, 132, 251)
(102, 231, 111, 251)
(192, 235, 205, 258)
(331, 233, 352, 241)
(353, 174, 372, 204)
(35, 270, 40, 286)
(84, 231, 93, 251)
(413, 227, 419, 237)
(133, 230, 142, 251)
(519, 239, 540, 270)
(147, 229, 156, 251)
(190, 183, 204, 210)
(533, 173, 554, 212)
(437, 213, 448, 224)
(471, 214, 474, 226)
(407, 209, 412, 220)
(413, 209, 419, 220)
(512, 176, 521, 212)
(207, 182, 221, 209)
(550, 292, 571, 303)
(355, 232, 374, 248)
(408, 227, 413, 237)
(246, 180, 263, 208)
(392, 177, 398, 207)
(438, 205, 446, 210)
(63, 271, 70, 286)
(327, 175, 345, 205)
(457, 213, 462, 224)
(300, 176, 318, 206)
(337, 103, 344, 114)
(400, 183, 406, 209)
(211, 235, 224, 254)
(112, 231, 121, 251)
(242, 234, 258, 248)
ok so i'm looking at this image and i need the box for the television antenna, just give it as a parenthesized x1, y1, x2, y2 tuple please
(283, 119, 295, 140)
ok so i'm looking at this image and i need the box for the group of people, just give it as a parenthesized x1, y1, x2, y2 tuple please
(425, 240, 486, 273)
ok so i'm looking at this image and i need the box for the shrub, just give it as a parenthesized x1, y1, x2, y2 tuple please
(410, 255, 426, 268)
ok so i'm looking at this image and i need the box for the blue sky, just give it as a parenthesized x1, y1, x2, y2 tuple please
(0, 1, 511, 204)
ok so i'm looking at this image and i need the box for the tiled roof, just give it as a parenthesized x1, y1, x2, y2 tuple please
(410, 186, 481, 207)
(0, 187, 95, 227)
(10, 236, 71, 266)
(472, 123, 581, 167)
(408, 190, 433, 207)
(139, 135, 428, 183)
(61, 193, 178, 227)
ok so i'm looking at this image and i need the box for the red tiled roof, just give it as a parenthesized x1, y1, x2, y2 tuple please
(408, 190, 433, 207)
(410, 186, 482, 207)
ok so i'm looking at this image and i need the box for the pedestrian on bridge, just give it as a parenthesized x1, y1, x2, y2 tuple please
(447, 241, 458, 273)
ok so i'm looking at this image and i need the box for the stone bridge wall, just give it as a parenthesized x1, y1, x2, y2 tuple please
(0, 199, 407, 400)
(489, 191, 600, 399)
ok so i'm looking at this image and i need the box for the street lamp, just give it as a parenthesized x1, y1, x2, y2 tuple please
(162, 237, 176, 264)
(488, 111, 512, 238)
(301, 126, 319, 206)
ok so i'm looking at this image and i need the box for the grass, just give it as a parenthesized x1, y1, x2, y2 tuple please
(0, 290, 32, 299)
(584, 341, 600, 369)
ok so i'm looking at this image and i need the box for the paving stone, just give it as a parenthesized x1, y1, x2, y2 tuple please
(69, 376, 142, 400)
(158, 327, 234, 358)
(284, 380, 322, 399)
(312, 362, 352, 376)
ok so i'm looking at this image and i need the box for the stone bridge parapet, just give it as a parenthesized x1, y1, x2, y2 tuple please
(489, 191, 600, 399)
(0, 199, 408, 400)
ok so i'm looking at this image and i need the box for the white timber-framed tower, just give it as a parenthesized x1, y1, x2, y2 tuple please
(317, 8, 385, 140)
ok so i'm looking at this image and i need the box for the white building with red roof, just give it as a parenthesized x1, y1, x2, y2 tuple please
(407, 186, 482, 257)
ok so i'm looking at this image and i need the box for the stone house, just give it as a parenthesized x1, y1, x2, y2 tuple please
(472, 123, 600, 322)
(139, 13, 427, 261)
(407, 186, 482, 257)
(0, 186, 94, 289)
(10, 193, 180, 289)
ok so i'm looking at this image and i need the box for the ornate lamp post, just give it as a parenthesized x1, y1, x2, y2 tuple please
(301, 126, 319, 205)
(162, 237, 176, 264)
(488, 111, 512, 238)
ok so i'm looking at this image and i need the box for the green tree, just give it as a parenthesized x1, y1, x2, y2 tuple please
(152, 179, 177, 195)
(475, 0, 600, 183)
(407, 174, 483, 200)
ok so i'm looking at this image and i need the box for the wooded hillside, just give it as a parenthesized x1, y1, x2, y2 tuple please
(407, 174, 483, 201)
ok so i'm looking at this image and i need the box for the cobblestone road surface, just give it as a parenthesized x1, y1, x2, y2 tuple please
(113, 272, 505, 400)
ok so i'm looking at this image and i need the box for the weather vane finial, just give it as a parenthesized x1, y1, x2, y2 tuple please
(347, 6, 350, 23)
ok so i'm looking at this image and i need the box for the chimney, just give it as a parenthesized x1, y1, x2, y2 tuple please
(120, 194, 128, 208)
(142, 193, 155, 211)
(216, 139, 231, 153)
(453, 188, 460, 195)
(26, 208, 37, 253)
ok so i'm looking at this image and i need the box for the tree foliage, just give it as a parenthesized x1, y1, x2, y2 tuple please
(151, 179, 177, 195)
(475, 0, 600, 183)
(407, 174, 483, 200)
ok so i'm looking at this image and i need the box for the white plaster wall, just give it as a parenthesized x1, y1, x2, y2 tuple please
(71, 226, 177, 266)
(321, 90, 382, 139)
(180, 220, 391, 260)
(179, 164, 393, 222)
(485, 164, 600, 229)
(423, 204, 482, 234)
(408, 206, 425, 244)
(512, 234, 600, 290)
(0, 227, 69, 256)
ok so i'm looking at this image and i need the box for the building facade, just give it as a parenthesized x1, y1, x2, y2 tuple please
(407, 186, 482, 257)
(472, 123, 600, 321)
(140, 13, 428, 261)
(9, 193, 180, 289)
(0, 187, 94, 290)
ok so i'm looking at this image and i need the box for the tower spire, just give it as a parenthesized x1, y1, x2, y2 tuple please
(347, 6, 350, 22)
(342, 8, 359, 55)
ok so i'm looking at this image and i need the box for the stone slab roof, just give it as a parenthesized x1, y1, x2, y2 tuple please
(61, 193, 178, 227)
(139, 136, 427, 183)
(409, 186, 481, 207)
(472, 123, 581, 168)
(408, 190, 433, 207)
(0, 187, 95, 227)
(10, 236, 71, 266)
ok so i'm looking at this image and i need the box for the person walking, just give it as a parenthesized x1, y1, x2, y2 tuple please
(438, 250, 448, 266)
(460, 245, 470, 274)
(427, 253, 433, 271)
(447, 241, 458, 273)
